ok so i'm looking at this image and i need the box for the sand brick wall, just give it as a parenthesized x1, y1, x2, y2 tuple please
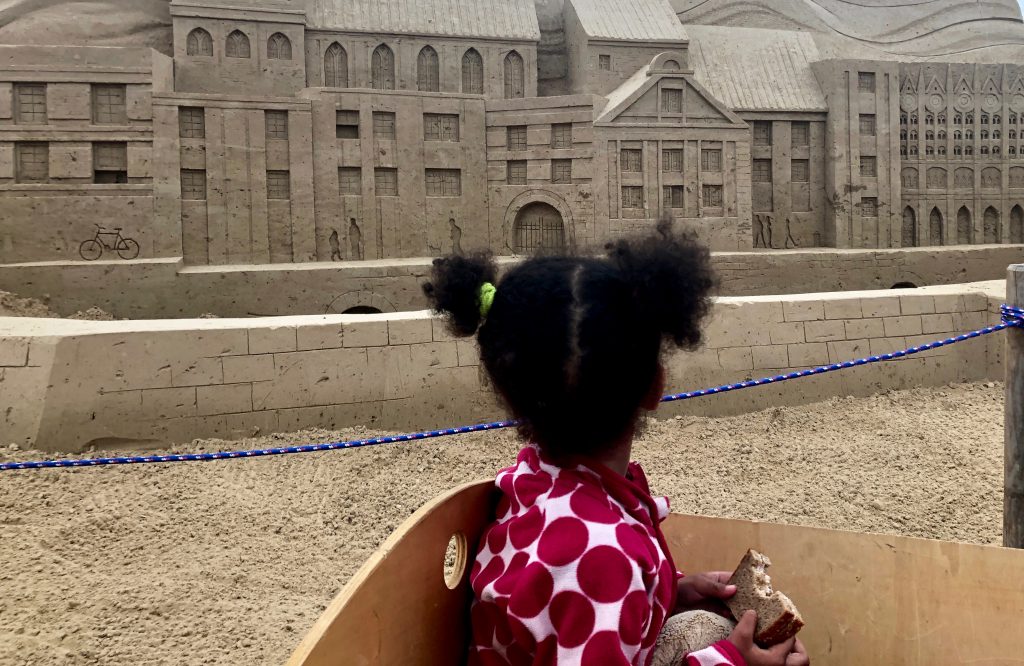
(0, 282, 1007, 452)
(3, 246, 1021, 320)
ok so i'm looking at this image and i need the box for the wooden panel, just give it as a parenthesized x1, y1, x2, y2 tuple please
(1007, 264, 1024, 547)
(286, 480, 496, 666)
(667, 513, 1024, 664)
(289, 480, 1024, 665)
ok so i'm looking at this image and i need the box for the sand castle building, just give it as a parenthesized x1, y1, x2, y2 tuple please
(1, 0, 1023, 270)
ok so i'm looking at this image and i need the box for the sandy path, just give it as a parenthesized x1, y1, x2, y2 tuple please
(0, 382, 1005, 665)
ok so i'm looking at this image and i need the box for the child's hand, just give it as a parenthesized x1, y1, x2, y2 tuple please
(727, 611, 809, 666)
(676, 572, 736, 607)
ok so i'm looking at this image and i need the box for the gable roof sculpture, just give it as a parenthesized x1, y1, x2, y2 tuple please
(597, 54, 745, 127)
(307, 0, 541, 41)
(569, 0, 688, 43)
(687, 25, 827, 113)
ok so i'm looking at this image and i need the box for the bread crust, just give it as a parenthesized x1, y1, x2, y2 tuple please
(724, 549, 804, 646)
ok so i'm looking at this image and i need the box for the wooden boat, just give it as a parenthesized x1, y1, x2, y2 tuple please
(288, 480, 1024, 665)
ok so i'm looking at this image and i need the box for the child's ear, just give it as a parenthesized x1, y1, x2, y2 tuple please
(641, 364, 666, 411)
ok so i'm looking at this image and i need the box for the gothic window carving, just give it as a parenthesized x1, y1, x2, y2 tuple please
(911, 113, 919, 124)
(994, 129, 1002, 139)
(981, 114, 990, 125)
(324, 43, 348, 87)
(984, 206, 1000, 243)
(900, 129, 908, 140)
(954, 130, 963, 140)
(957, 206, 972, 244)
(994, 146, 1002, 156)
(504, 51, 525, 99)
(966, 112, 974, 124)
(462, 49, 484, 94)
(1011, 113, 1018, 125)
(926, 145, 934, 156)
(226, 30, 250, 58)
(372, 44, 395, 90)
(938, 113, 946, 124)
(417, 46, 440, 92)
(900, 113, 908, 125)
(981, 146, 990, 155)
(901, 145, 908, 156)
(938, 145, 947, 156)
(926, 114, 935, 125)
(927, 167, 947, 188)
(966, 129, 974, 140)
(981, 130, 989, 140)
(186, 28, 213, 56)
(994, 114, 1002, 125)
(966, 145, 974, 156)
(902, 168, 918, 188)
(903, 207, 917, 247)
(1011, 130, 1018, 140)
(938, 129, 947, 140)
(267, 33, 291, 60)
(910, 145, 919, 156)
(929, 208, 944, 245)
(926, 130, 934, 140)
(982, 167, 1000, 188)
(910, 129, 918, 140)
(954, 145, 962, 156)
(955, 114, 963, 125)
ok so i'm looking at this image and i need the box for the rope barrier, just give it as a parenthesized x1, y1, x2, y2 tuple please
(2, 304, 1022, 473)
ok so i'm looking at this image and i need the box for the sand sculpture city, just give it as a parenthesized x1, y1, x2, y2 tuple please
(0, 0, 1023, 277)
(1, 0, 1024, 450)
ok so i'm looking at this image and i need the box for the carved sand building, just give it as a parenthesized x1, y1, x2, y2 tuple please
(1, 0, 1024, 271)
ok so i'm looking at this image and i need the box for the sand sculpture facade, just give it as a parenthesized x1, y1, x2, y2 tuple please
(1, 0, 1024, 271)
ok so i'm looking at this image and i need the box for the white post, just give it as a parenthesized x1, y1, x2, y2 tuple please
(1006, 264, 1024, 548)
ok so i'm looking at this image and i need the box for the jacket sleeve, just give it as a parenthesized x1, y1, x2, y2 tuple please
(685, 640, 746, 666)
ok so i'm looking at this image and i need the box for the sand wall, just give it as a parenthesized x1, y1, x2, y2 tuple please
(0, 281, 1007, 452)
(0, 245, 1021, 319)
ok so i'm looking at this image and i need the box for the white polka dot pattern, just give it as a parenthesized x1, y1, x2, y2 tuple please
(466, 446, 739, 666)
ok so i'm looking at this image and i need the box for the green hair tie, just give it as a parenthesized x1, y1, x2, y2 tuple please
(479, 282, 497, 318)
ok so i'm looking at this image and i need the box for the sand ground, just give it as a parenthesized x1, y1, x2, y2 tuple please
(0, 382, 1005, 665)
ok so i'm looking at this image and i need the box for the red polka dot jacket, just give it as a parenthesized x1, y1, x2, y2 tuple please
(467, 445, 742, 666)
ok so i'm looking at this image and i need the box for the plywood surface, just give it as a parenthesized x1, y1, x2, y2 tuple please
(290, 480, 1024, 665)
(666, 514, 1024, 664)
(286, 480, 496, 666)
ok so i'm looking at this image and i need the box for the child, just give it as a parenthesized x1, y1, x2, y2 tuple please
(424, 226, 809, 666)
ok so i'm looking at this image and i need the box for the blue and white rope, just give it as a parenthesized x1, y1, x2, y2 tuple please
(2, 304, 1022, 473)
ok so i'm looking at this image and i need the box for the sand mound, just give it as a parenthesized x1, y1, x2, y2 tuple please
(0, 290, 116, 320)
(0, 382, 1005, 665)
(0, 290, 56, 318)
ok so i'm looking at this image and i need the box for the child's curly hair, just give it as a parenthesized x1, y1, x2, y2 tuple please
(423, 220, 715, 457)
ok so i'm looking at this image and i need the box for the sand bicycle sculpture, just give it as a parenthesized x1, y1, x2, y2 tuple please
(77, 225, 140, 261)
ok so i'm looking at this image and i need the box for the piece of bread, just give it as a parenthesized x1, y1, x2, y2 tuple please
(724, 549, 804, 646)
